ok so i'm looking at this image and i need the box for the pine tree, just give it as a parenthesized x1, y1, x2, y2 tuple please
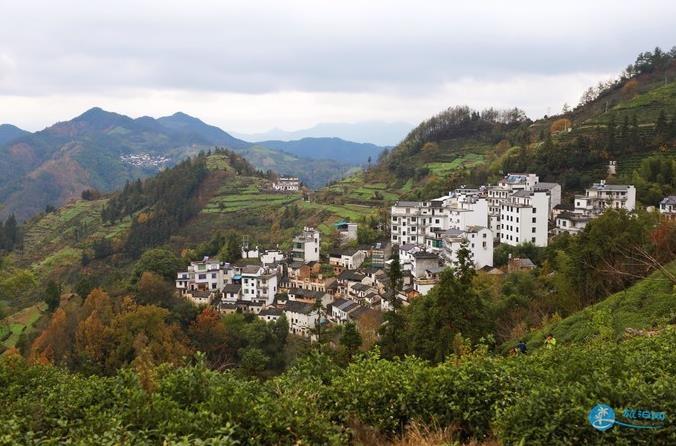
(45, 281, 62, 313)
(340, 322, 362, 360)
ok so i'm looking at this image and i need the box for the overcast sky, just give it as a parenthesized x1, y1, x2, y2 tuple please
(0, 0, 673, 133)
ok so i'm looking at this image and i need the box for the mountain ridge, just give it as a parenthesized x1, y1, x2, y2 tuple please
(232, 120, 414, 146)
(0, 108, 371, 220)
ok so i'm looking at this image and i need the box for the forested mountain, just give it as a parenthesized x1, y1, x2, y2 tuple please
(0, 109, 365, 220)
(256, 137, 385, 164)
(0, 124, 28, 145)
(233, 120, 413, 146)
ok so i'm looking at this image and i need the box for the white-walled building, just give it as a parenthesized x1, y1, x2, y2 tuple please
(284, 301, 319, 337)
(486, 173, 560, 239)
(582, 181, 636, 212)
(660, 196, 676, 219)
(292, 227, 320, 263)
(240, 265, 278, 305)
(442, 226, 493, 268)
(555, 181, 637, 235)
(499, 190, 550, 247)
(176, 257, 229, 294)
(390, 193, 488, 246)
(335, 221, 359, 242)
(329, 249, 367, 270)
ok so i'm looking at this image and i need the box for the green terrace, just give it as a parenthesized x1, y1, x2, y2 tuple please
(203, 193, 301, 213)
(425, 153, 485, 176)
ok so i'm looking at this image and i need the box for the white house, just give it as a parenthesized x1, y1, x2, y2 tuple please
(184, 289, 214, 306)
(292, 227, 320, 263)
(410, 251, 441, 279)
(329, 249, 367, 270)
(555, 180, 637, 235)
(442, 226, 493, 268)
(329, 298, 361, 323)
(660, 196, 676, 219)
(222, 283, 242, 302)
(240, 265, 278, 305)
(272, 176, 300, 192)
(499, 190, 550, 247)
(176, 257, 228, 294)
(258, 307, 284, 323)
(284, 301, 319, 337)
(260, 249, 285, 265)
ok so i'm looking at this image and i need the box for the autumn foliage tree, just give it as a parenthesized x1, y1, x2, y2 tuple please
(30, 288, 191, 374)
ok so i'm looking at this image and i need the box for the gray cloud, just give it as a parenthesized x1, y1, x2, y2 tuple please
(0, 0, 673, 131)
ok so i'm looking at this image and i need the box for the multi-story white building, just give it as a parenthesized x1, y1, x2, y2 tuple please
(499, 190, 550, 247)
(442, 226, 493, 268)
(240, 265, 278, 305)
(272, 176, 300, 192)
(660, 196, 676, 219)
(176, 257, 230, 294)
(292, 227, 320, 263)
(486, 173, 561, 239)
(390, 193, 488, 246)
(555, 181, 637, 235)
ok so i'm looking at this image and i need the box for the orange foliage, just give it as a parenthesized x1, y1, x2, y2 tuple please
(550, 118, 572, 133)
(621, 79, 639, 98)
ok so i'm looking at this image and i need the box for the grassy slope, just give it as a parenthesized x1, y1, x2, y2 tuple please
(521, 261, 676, 349)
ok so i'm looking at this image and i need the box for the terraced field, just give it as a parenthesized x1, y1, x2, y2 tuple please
(21, 199, 131, 263)
(425, 153, 485, 176)
(1, 303, 45, 350)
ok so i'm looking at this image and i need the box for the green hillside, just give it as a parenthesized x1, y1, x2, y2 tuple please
(314, 57, 675, 211)
(518, 261, 676, 350)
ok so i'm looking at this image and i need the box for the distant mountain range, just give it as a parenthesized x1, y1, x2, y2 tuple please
(0, 124, 29, 145)
(0, 108, 385, 220)
(232, 121, 413, 146)
(257, 137, 383, 164)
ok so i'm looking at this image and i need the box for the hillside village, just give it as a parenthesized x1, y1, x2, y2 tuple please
(173, 163, 673, 341)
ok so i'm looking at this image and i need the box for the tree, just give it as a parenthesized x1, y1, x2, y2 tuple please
(45, 280, 61, 313)
(239, 347, 268, 376)
(188, 307, 233, 370)
(219, 233, 242, 263)
(339, 323, 362, 360)
(386, 251, 403, 311)
(134, 248, 184, 282)
(407, 244, 487, 362)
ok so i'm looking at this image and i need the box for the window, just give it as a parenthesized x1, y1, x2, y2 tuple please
(532, 208, 537, 213)
(483, 233, 487, 238)
(482, 241, 487, 248)
(198, 274, 207, 280)
(532, 217, 536, 223)
(532, 227, 536, 233)
(531, 237, 536, 243)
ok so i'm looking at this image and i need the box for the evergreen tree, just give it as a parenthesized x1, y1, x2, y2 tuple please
(45, 280, 61, 313)
(339, 322, 362, 360)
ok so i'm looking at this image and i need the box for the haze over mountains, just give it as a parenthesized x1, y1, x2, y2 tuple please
(232, 121, 414, 146)
(0, 108, 386, 220)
